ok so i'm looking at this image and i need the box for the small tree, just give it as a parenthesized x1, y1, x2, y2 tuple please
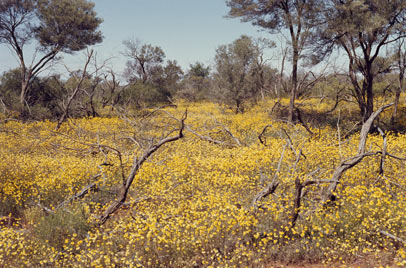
(123, 40, 183, 106)
(0, 0, 103, 112)
(178, 62, 211, 101)
(214, 35, 272, 112)
(0, 68, 64, 118)
(154, 60, 184, 98)
(123, 39, 165, 84)
(227, 0, 323, 121)
(187, 62, 211, 94)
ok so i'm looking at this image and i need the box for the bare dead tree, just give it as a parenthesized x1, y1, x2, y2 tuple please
(185, 125, 234, 147)
(258, 124, 273, 146)
(251, 142, 287, 209)
(296, 68, 328, 99)
(254, 103, 400, 233)
(0, 97, 9, 114)
(212, 117, 242, 146)
(101, 70, 122, 109)
(322, 103, 393, 203)
(55, 49, 94, 130)
(99, 110, 187, 225)
(181, 116, 242, 148)
(289, 171, 337, 229)
(79, 53, 113, 117)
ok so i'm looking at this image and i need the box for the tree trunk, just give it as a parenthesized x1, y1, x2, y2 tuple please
(364, 65, 374, 122)
(89, 90, 98, 117)
(288, 49, 299, 123)
(391, 72, 403, 124)
(19, 77, 31, 116)
(236, 99, 241, 114)
(20, 80, 29, 105)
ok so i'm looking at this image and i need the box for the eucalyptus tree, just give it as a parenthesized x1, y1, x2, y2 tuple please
(0, 0, 103, 111)
(178, 62, 211, 101)
(187, 62, 211, 94)
(391, 38, 406, 124)
(161, 60, 184, 96)
(123, 39, 166, 84)
(214, 35, 272, 112)
(227, 0, 323, 122)
(314, 0, 406, 122)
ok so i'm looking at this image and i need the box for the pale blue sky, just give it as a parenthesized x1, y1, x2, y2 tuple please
(0, 0, 276, 77)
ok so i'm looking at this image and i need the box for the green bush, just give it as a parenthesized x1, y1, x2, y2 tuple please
(34, 204, 90, 250)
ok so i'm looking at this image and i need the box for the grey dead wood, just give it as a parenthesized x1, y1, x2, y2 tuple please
(322, 103, 393, 204)
(98, 111, 187, 225)
(55, 49, 94, 130)
(251, 143, 287, 209)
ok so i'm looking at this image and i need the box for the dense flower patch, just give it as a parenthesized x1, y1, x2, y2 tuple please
(0, 99, 405, 267)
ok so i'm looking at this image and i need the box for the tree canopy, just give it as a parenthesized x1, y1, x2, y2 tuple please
(227, 0, 323, 121)
(0, 0, 103, 110)
(214, 35, 274, 112)
(314, 0, 406, 121)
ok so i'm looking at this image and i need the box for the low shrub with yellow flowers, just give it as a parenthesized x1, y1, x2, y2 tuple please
(0, 98, 405, 267)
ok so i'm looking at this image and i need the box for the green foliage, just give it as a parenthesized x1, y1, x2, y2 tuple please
(226, 0, 322, 33)
(122, 40, 184, 106)
(176, 62, 211, 101)
(35, 0, 103, 53)
(0, 0, 35, 47)
(0, 0, 103, 112)
(188, 62, 210, 78)
(0, 69, 64, 118)
(213, 35, 274, 112)
(122, 81, 169, 107)
(33, 205, 90, 250)
(155, 59, 184, 97)
(313, 0, 406, 120)
(123, 39, 166, 83)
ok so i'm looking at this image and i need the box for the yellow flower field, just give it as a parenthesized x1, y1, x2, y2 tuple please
(0, 99, 405, 267)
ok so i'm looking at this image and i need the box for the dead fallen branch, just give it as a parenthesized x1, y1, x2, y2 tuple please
(185, 125, 239, 147)
(251, 143, 287, 209)
(322, 103, 393, 204)
(258, 124, 273, 145)
(99, 110, 187, 225)
(56, 176, 101, 210)
(379, 230, 405, 244)
(377, 127, 387, 175)
(37, 174, 101, 214)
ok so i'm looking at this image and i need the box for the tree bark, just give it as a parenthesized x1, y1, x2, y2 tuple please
(391, 47, 404, 124)
(364, 60, 375, 122)
(288, 37, 299, 123)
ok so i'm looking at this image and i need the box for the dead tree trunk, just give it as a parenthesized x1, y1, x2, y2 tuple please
(251, 143, 287, 209)
(99, 111, 187, 225)
(56, 50, 94, 130)
(322, 103, 393, 204)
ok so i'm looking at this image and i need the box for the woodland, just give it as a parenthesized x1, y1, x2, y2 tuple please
(0, 0, 406, 267)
